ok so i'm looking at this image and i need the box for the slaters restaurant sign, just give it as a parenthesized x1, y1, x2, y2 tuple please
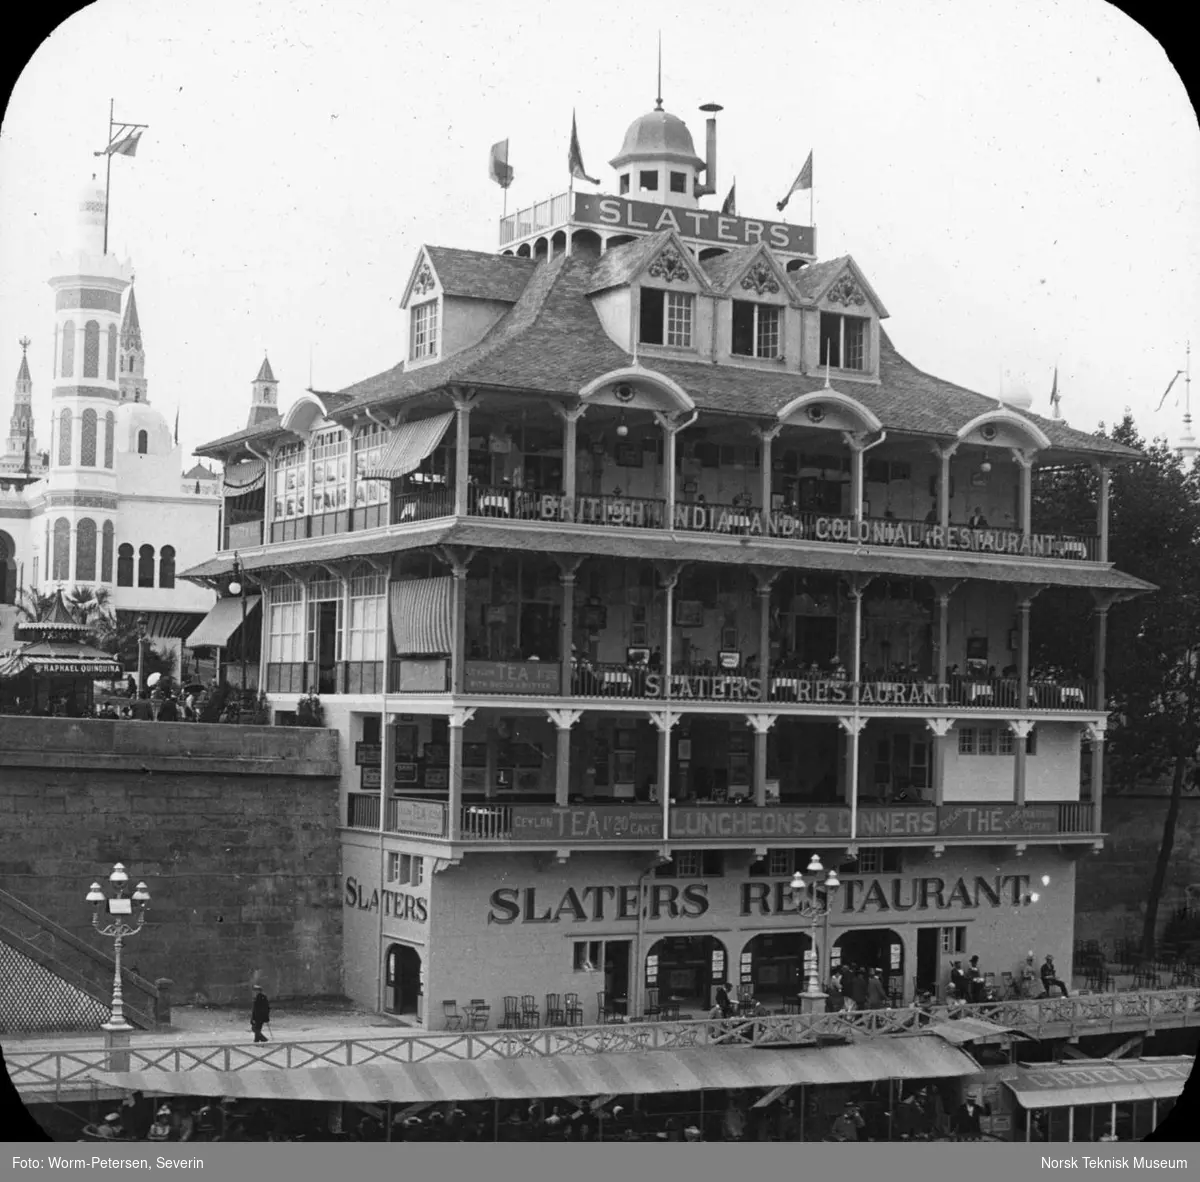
(573, 193, 815, 256)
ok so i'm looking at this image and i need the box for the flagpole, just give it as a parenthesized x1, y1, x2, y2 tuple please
(103, 98, 114, 255)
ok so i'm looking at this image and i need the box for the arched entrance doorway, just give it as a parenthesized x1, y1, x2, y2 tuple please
(833, 928, 905, 1001)
(384, 943, 422, 1016)
(741, 931, 813, 1005)
(645, 935, 727, 1012)
(0, 531, 15, 605)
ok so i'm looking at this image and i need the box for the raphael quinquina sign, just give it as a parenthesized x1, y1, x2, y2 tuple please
(486, 874, 1033, 925)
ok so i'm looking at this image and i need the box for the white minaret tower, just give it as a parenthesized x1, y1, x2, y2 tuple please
(44, 174, 131, 589)
(248, 355, 279, 428)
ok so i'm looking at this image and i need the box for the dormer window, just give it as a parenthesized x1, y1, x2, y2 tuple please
(820, 311, 867, 371)
(640, 289, 693, 348)
(619, 173, 631, 195)
(410, 299, 439, 361)
(732, 301, 780, 359)
(639, 170, 659, 192)
(669, 171, 687, 194)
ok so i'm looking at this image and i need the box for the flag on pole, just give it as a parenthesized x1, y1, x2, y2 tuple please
(1155, 370, 1184, 412)
(174, 407, 180, 445)
(1049, 367, 1060, 418)
(94, 128, 144, 157)
(489, 139, 514, 189)
(776, 151, 813, 212)
(721, 180, 736, 217)
(568, 112, 599, 185)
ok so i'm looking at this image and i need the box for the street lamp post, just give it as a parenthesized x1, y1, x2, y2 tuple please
(135, 613, 148, 694)
(86, 863, 151, 1034)
(790, 854, 840, 1013)
(228, 553, 247, 696)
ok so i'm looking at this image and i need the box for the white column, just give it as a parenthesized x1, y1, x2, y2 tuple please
(1009, 720, 1034, 806)
(926, 718, 954, 806)
(1096, 465, 1111, 562)
(847, 434, 866, 524)
(446, 706, 475, 841)
(452, 392, 473, 516)
(1012, 449, 1035, 537)
(650, 710, 679, 835)
(746, 714, 777, 807)
(559, 405, 586, 521)
(548, 709, 582, 805)
(838, 717, 867, 840)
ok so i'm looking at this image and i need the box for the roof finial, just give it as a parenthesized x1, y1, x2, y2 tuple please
(655, 33, 663, 111)
(19, 336, 30, 356)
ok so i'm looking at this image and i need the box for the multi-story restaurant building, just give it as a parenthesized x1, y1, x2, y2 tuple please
(187, 100, 1151, 1028)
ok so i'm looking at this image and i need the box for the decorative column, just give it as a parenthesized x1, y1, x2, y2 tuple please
(658, 561, 685, 699)
(1095, 465, 1111, 563)
(754, 568, 781, 702)
(756, 424, 782, 520)
(558, 404, 587, 521)
(925, 719, 954, 806)
(846, 574, 871, 690)
(838, 717, 867, 840)
(380, 709, 394, 832)
(655, 412, 695, 530)
(933, 442, 959, 534)
(745, 714, 777, 807)
(929, 578, 960, 681)
(846, 433, 866, 524)
(1009, 720, 1035, 806)
(1085, 721, 1106, 834)
(439, 546, 475, 694)
(650, 710, 680, 836)
(1014, 584, 1043, 710)
(1011, 449, 1035, 537)
(547, 709, 582, 805)
(446, 706, 476, 841)
(451, 389, 475, 516)
(556, 555, 583, 696)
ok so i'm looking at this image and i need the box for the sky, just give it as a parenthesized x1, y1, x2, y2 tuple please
(0, 0, 1197, 465)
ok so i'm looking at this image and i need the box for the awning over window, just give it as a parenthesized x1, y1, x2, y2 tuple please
(391, 577, 452, 656)
(1005, 1056, 1193, 1109)
(364, 412, 454, 481)
(93, 1038, 980, 1104)
(184, 596, 261, 650)
(223, 459, 266, 494)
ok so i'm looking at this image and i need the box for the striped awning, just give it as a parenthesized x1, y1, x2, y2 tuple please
(185, 596, 261, 649)
(364, 412, 454, 481)
(91, 1039, 980, 1104)
(1005, 1056, 1192, 1110)
(0, 639, 123, 679)
(223, 459, 266, 494)
(391, 577, 452, 656)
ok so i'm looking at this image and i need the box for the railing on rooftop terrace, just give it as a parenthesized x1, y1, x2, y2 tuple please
(10, 989, 1199, 1099)
(499, 192, 572, 246)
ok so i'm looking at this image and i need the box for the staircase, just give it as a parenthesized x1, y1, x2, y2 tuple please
(0, 887, 160, 1032)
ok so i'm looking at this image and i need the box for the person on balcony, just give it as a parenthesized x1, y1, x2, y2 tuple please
(966, 955, 985, 1001)
(967, 507, 989, 528)
(866, 968, 889, 1010)
(949, 960, 968, 1000)
(1040, 954, 1070, 998)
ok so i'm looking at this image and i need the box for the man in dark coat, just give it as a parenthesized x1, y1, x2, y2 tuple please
(949, 960, 968, 1000)
(250, 988, 270, 1042)
(846, 965, 868, 1011)
(955, 1092, 990, 1140)
(1040, 954, 1069, 998)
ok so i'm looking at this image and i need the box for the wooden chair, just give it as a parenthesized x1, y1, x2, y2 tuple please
(661, 997, 681, 1021)
(501, 995, 522, 1030)
(598, 991, 612, 1023)
(442, 999, 464, 1031)
(544, 993, 564, 1026)
(520, 994, 540, 1028)
(564, 992, 584, 1026)
(644, 987, 661, 1019)
(467, 1004, 490, 1031)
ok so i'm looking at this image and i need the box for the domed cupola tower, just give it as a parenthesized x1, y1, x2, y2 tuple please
(609, 94, 718, 209)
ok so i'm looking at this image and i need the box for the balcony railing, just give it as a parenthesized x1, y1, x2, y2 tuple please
(499, 191, 571, 246)
(461, 804, 513, 841)
(393, 487, 453, 524)
(224, 518, 264, 550)
(346, 791, 380, 829)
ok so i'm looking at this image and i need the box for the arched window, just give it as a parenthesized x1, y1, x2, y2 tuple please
(159, 544, 176, 589)
(75, 518, 97, 581)
(104, 411, 115, 468)
(83, 321, 100, 378)
(106, 324, 118, 380)
(61, 321, 75, 378)
(0, 530, 16, 605)
(137, 543, 155, 588)
(52, 518, 71, 581)
(117, 542, 134, 587)
(137, 429, 148, 455)
(57, 409, 73, 466)
(101, 521, 115, 582)
(80, 409, 97, 466)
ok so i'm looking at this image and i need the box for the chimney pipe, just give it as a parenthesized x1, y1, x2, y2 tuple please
(696, 102, 722, 198)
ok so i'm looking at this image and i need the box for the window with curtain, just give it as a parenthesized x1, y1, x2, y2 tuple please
(101, 521, 114, 582)
(75, 518, 97, 581)
(106, 325, 117, 380)
(52, 518, 70, 581)
(137, 544, 155, 588)
(58, 409, 72, 466)
(61, 321, 75, 377)
(311, 428, 350, 514)
(104, 411, 115, 468)
(347, 568, 387, 660)
(272, 441, 307, 520)
(80, 409, 97, 466)
(117, 542, 134, 586)
(267, 582, 305, 663)
(353, 425, 388, 507)
(159, 545, 176, 588)
(83, 321, 100, 378)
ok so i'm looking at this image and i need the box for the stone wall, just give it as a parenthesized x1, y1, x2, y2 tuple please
(0, 717, 343, 1005)
(1075, 794, 1200, 946)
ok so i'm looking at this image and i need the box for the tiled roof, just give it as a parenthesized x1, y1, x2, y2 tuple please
(197, 249, 1139, 464)
(120, 287, 142, 349)
(16, 352, 30, 384)
(698, 246, 761, 289)
(255, 356, 275, 383)
(183, 462, 216, 480)
(789, 255, 850, 302)
(585, 232, 672, 294)
(425, 247, 537, 302)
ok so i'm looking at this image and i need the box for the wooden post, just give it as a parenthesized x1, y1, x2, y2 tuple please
(452, 391, 474, 516)
(1012, 448, 1035, 537)
(935, 443, 958, 534)
(447, 707, 474, 841)
(548, 709, 582, 806)
(746, 714, 777, 807)
(926, 719, 953, 807)
(757, 424, 781, 521)
(1087, 724, 1106, 833)
(559, 404, 586, 521)
(557, 555, 583, 696)
(1096, 465, 1111, 562)
(848, 435, 865, 524)
(1010, 721, 1034, 806)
